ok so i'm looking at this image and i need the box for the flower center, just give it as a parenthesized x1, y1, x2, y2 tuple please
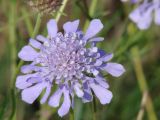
(39, 32, 88, 80)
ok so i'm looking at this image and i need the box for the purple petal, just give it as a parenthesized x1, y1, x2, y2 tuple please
(18, 45, 39, 61)
(129, 6, 142, 23)
(63, 20, 80, 33)
(94, 75, 109, 89)
(98, 53, 113, 62)
(83, 82, 88, 89)
(29, 38, 41, 49)
(21, 83, 46, 104)
(129, 3, 153, 30)
(91, 68, 99, 76)
(47, 19, 58, 38)
(21, 65, 42, 74)
(82, 82, 93, 102)
(58, 90, 71, 117)
(131, 0, 139, 3)
(89, 37, 104, 42)
(16, 73, 37, 89)
(90, 83, 112, 104)
(155, 8, 160, 25)
(83, 91, 92, 102)
(102, 62, 125, 77)
(137, 14, 152, 29)
(84, 19, 103, 40)
(36, 35, 48, 42)
(94, 60, 103, 66)
(48, 89, 63, 107)
(98, 49, 106, 57)
(27, 77, 42, 84)
(74, 83, 84, 97)
(40, 85, 51, 104)
(21, 65, 35, 74)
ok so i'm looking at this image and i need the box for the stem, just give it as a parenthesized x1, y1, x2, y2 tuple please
(92, 96, 97, 120)
(55, 0, 68, 22)
(131, 47, 157, 120)
(32, 14, 42, 38)
(70, 109, 74, 120)
(136, 91, 148, 120)
(9, 2, 17, 120)
(21, 7, 34, 36)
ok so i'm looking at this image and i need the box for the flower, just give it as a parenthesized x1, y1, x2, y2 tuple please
(16, 19, 125, 117)
(129, 0, 160, 29)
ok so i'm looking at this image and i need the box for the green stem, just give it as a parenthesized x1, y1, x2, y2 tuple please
(32, 14, 42, 38)
(21, 7, 34, 36)
(55, 0, 68, 22)
(131, 47, 157, 120)
(70, 109, 74, 120)
(136, 91, 148, 120)
(92, 96, 97, 120)
(9, 2, 17, 120)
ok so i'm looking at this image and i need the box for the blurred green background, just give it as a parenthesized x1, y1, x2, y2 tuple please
(0, 0, 160, 120)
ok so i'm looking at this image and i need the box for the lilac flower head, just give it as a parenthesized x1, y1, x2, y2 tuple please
(129, 0, 160, 29)
(16, 19, 125, 117)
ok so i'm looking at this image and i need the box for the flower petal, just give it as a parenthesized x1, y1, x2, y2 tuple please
(98, 53, 113, 62)
(40, 85, 51, 104)
(155, 7, 160, 25)
(21, 65, 43, 74)
(18, 45, 39, 61)
(21, 65, 35, 74)
(91, 68, 99, 76)
(27, 77, 42, 84)
(129, 7, 141, 23)
(90, 83, 113, 104)
(98, 49, 106, 57)
(82, 82, 93, 102)
(84, 19, 103, 40)
(48, 89, 63, 107)
(83, 91, 93, 103)
(89, 37, 104, 42)
(94, 75, 109, 89)
(47, 19, 58, 38)
(102, 62, 125, 77)
(94, 59, 103, 66)
(36, 35, 48, 42)
(63, 20, 80, 33)
(16, 73, 37, 89)
(74, 83, 84, 97)
(21, 83, 46, 104)
(58, 90, 71, 117)
(129, 3, 153, 30)
(29, 38, 41, 49)
(137, 14, 152, 30)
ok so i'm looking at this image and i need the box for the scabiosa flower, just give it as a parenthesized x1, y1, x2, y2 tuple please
(27, 0, 63, 14)
(129, 0, 160, 29)
(16, 19, 125, 117)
